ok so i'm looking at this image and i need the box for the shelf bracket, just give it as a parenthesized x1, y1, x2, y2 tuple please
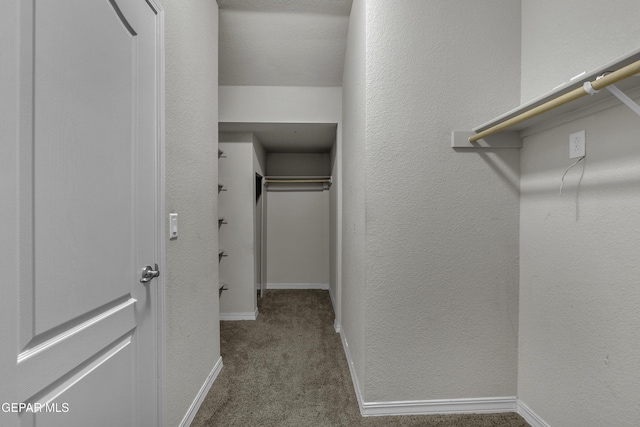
(219, 284, 228, 297)
(605, 84, 640, 117)
(451, 131, 522, 149)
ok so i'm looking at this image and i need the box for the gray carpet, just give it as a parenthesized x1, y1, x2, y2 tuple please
(191, 290, 529, 427)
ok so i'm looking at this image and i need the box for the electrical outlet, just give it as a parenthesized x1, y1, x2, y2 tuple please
(569, 130, 586, 159)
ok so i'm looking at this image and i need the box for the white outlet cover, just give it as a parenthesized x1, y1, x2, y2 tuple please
(569, 130, 586, 159)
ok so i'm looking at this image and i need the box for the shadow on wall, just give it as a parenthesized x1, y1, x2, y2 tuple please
(453, 148, 521, 195)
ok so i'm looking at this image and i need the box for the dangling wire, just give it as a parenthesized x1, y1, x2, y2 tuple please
(559, 156, 585, 196)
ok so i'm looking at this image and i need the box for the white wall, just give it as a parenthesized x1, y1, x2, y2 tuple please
(219, 86, 342, 124)
(219, 10, 348, 87)
(253, 135, 267, 174)
(265, 153, 330, 287)
(266, 190, 330, 286)
(521, 0, 640, 103)
(342, 0, 522, 403)
(162, 0, 220, 425)
(219, 140, 258, 316)
(329, 140, 341, 317)
(253, 135, 267, 293)
(340, 0, 367, 391)
(266, 153, 330, 176)
(519, 2, 640, 425)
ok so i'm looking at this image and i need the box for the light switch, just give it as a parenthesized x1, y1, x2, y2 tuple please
(169, 213, 178, 239)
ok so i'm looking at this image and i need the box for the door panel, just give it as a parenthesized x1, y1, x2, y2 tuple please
(29, 336, 135, 427)
(17, 300, 136, 402)
(33, 0, 137, 335)
(10, 0, 161, 425)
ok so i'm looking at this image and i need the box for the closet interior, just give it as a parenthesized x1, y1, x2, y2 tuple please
(217, 123, 338, 320)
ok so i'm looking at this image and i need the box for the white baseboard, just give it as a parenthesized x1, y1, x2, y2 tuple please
(517, 400, 550, 427)
(178, 356, 223, 427)
(362, 396, 517, 417)
(338, 327, 519, 418)
(267, 282, 329, 290)
(219, 307, 259, 321)
(338, 330, 365, 415)
(328, 286, 340, 333)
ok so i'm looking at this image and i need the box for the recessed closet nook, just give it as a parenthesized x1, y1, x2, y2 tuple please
(217, 122, 338, 320)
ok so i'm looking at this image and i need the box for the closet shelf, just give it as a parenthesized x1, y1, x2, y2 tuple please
(452, 48, 640, 148)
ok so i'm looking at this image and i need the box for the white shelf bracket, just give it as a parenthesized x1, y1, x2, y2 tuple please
(606, 84, 640, 117)
(451, 131, 521, 148)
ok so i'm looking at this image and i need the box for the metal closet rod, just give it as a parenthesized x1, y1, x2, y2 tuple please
(264, 178, 331, 184)
(469, 59, 640, 143)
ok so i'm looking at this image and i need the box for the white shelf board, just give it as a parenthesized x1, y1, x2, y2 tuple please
(473, 48, 640, 136)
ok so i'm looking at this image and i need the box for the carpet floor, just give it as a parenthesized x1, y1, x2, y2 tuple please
(191, 290, 529, 427)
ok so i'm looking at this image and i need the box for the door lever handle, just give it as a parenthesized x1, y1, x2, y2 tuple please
(140, 264, 160, 283)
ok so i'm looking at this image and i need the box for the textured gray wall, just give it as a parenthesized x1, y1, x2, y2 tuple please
(521, 0, 640, 104)
(266, 153, 330, 176)
(329, 138, 341, 321)
(519, 1, 640, 425)
(340, 0, 368, 392)
(162, 1, 220, 425)
(266, 190, 330, 286)
(342, 0, 522, 402)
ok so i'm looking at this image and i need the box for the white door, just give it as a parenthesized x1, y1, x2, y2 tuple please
(1, 0, 162, 426)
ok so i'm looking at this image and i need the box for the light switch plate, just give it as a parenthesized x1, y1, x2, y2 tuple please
(569, 130, 586, 159)
(169, 213, 178, 239)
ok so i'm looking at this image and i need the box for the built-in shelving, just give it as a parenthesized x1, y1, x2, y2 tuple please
(218, 146, 227, 298)
(452, 48, 640, 148)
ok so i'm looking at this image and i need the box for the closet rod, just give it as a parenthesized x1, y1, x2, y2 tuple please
(264, 179, 331, 184)
(469, 59, 640, 143)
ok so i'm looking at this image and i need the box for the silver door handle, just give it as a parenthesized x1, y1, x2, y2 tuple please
(140, 264, 160, 283)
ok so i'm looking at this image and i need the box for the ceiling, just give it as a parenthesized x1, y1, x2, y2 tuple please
(217, 0, 352, 153)
(219, 122, 337, 153)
